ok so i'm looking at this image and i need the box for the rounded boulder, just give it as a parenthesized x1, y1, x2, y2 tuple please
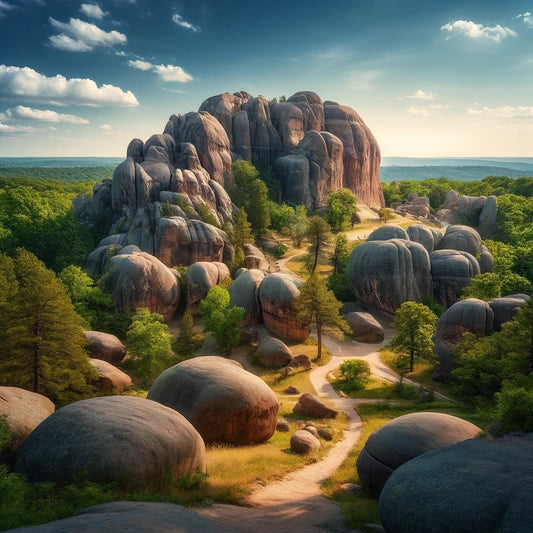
(290, 430, 321, 455)
(366, 225, 408, 242)
(357, 412, 481, 495)
(14, 396, 206, 490)
(185, 261, 230, 310)
(255, 336, 293, 368)
(344, 312, 385, 343)
(88, 359, 132, 394)
(84, 330, 127, 365)
(147, 356, 279, 445)
(438, 225, 482, 256)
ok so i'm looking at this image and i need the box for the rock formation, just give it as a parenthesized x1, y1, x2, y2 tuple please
(88, 359, 132, 394)
(356, 412, 480, 495)
(255, 336, 293, 368)
(344, 311, 385, 343)
(147, 356, 279, 445)
(14, 396, 206, 490)
(379, 433, 533, 533)
(84, 331, 127, 365)
(293, 393, 338, 419)
(228, 268, 266, 325)
(290, 429, 321, 455)
(185, 261, 230, 310)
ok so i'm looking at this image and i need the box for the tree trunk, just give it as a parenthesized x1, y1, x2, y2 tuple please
(312, 236, 319, 273)
(317, 318, 322, 360)
(409, 346, 415, 372)
(33, 316, 42, 394)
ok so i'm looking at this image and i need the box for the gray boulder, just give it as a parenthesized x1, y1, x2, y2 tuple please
(84, 331, 127, 365)
(489, 295, 529, 331)
(275, 154, 312, 208)
(243, 244, 269, 271)
(255, 336, 293, 368)
(290, 430, 321, 455)
(438, 225, 482, 256)
(228, 268, 266, 325)
(344, 312, 385, 343)
(430, 249, 480, 308)
(357, 412, 480, 495)
(478, 195, 497, 238)
(14, 396, 206, 490)
(147, 356, 279, 445)
(406, 224, 442, 252)
(88, 359, 132, 394)
(346, 239, 432, 315)
(366, 225, 408, 242)
(6, 501, 230, 532)
(185, 261, 230, 310)
(479, 244, 494, 273)
(99, 251, 180, 321)
(379, 434, 533, 533)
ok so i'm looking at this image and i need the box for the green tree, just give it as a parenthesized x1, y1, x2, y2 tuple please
(174, 310, 204, 357)
(232, 207, 254, 249)
(496, 382, 533, 432)
(289, 205, 309, 247)
(200, 286, 244, 355)
(337, 359, 371, 392)
(330, 233, 350, 275)
(0, 250, 96, 405)
(389, 302, 438, 372)
(326, 188, 358, 231)
(293, 273, 344, 360)
(305, 215, 331, 273)
(232, 160, 260, 186)
(378, 208, 394, 224)
(125, 308, 173, 377)
(248, 179, 271, 238)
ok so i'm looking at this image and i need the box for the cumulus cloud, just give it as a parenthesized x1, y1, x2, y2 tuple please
(153, 64, 193, 82)
(127, 59, 193, 82)
(516, 12, 533, 27)
(172, 13, 199, 32)
(0, 65, 139, 107)
(2, 105, 89, 124)
(399, 89, 437, 100)
(467, 103, 533, 118)
(128, 59, 153, 70)
(49, 17, 127, 52)
(441, 20, 517, 43)
(407, 104, 449, 117)
(0, 122, 35, 134)
(80, 3, 107, 20)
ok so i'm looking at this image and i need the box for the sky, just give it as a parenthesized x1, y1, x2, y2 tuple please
(1, 0, 533, 158)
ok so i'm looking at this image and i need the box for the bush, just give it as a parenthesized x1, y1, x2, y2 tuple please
(337, 359, 371, 392)
(496, 383, 533, 432)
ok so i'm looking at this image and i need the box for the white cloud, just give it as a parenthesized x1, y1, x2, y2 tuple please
(80, 3, 107, 20)
(153, 64, 193, 82)
(516, 12, 533, 28)
(441, 20, 517, 43)
(0, 1, 15, 16)
(3, 105, 89, 124)
(49, 17, 127, 52)
(0, 121, 35, 134)
(128, 59, 153, 70)
(172, 13, 199, 32)
(467, 104, 533, 118)
(407, 104, 449, 117)
(100, 123, 111, 129)
(399, 89, 437, 100)
(115, 50, 126, 56)
(0, 65, 139, 107)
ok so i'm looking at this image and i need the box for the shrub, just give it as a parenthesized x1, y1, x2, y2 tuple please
(496, 383, 533, 432)
(337, 359, 371, 392)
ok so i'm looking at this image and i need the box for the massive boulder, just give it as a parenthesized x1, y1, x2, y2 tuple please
(258, 273, 309, 341)
(366, 225, 409, 242)
(0, 387, 55, 462)
(430, 250, 480, 308)
(407, 224, 442, 252)
(99, 251, 180, 321)
(228, 268, 266, 325)
(89, 359, 132, 394)
(394, 193, 431, 219)
(6, 502, 230, 533)
(255, 336, 293, 368)
(356, 412, 481, 495)
(14, 396, 206, 490)
(346, 239, 432, 315)
(439, 225, 483, 256)
(489, 295, 529, 330)
(185, 261, 230, 310)
(344, 312, 385, 343)
(147, 356, 279, 445)
(478, 195, 498, 238)
(379, 434, 533, 533)
(84, 331, 127, 365)
(243, 244, 269, 271)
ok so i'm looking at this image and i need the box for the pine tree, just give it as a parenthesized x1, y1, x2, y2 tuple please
(0, 249, 96, 405)
(232, 207, 254, 248)
(175, 310, 204, 357)
(248, 179, 271, 238)
(293, 273, 343, 360)
(305, 216, 331, 273)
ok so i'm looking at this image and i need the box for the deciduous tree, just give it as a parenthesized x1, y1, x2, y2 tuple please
(305, 215, 331, 273)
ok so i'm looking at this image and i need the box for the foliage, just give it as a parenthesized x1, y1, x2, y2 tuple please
(197, 204, 221, 228)
(389, 302, 437, 372)
(305, 215, 331, 273)
(231, 207, 254, 248)
(326, 188, 358, 231)
(124, 308, 174, 378)
(462, 272, 532, 301)
(378, 208, 394, 224)
(330, 233, 350, 275)
(327, 273, 353, 303)
(174, 310, 204, 357)
(0, 250, 97, 405)
(336, 359, 371, 392)
(247, 179, 271, 238)
(293, 273, 344, 360)
(232, 160, 259, 186)
(269, 202, 308, 243)
(495, 381, 533, 432)
(289, 205, 309, 247)
(200, 286, 244, 355)
(421, 295, 444, 317)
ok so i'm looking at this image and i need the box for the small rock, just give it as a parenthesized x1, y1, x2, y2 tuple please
(303, 425, 319, 437)
(284, 386, 300, 395)
(282, 354, 312, 375)
(339, 482, 361, 495)
(290, 430, 321, 455)
(276, 419, 290, 432)
(318, 427, 334, 441)
(294, 393, 338, 419)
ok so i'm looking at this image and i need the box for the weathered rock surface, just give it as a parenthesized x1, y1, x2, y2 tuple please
(258, 273, 309, 341)
(478, 195, 498, 238)
(99, 251, 180, 321)
(439, 225, 483, 256)
(366, 225, 408, 242)
(344, 312, 385, 343)
(0, 387, 54, 461)
(430, 250, 480, 308)
(293, 393, 338, 419)
(283, 353, 312, 375)
(379, 433, 533, 533)
(489, 295, 529, 330)
(228, 268, 266, 325)
(290, 429, 321, 455)
(14, 396, 206, 489)
(346, 239, 432, 315)
(255, 336, 293, 368)
(185, 261, 230, 309)
(393, 193, 431, 218)
(84, 331, 127, 365)
(243, 244, 270, 271)
(88, 359, 132, 394)
(357, 412, 480, 495)
(407, 224, 442, 252)
(6, 501, 230, 532)
(147, 356, 279, 445)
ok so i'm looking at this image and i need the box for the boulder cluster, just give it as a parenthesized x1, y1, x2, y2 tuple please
(346, 223, 493, 315)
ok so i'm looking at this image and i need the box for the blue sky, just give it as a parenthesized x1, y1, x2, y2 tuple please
(1, 0, 532, 157)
